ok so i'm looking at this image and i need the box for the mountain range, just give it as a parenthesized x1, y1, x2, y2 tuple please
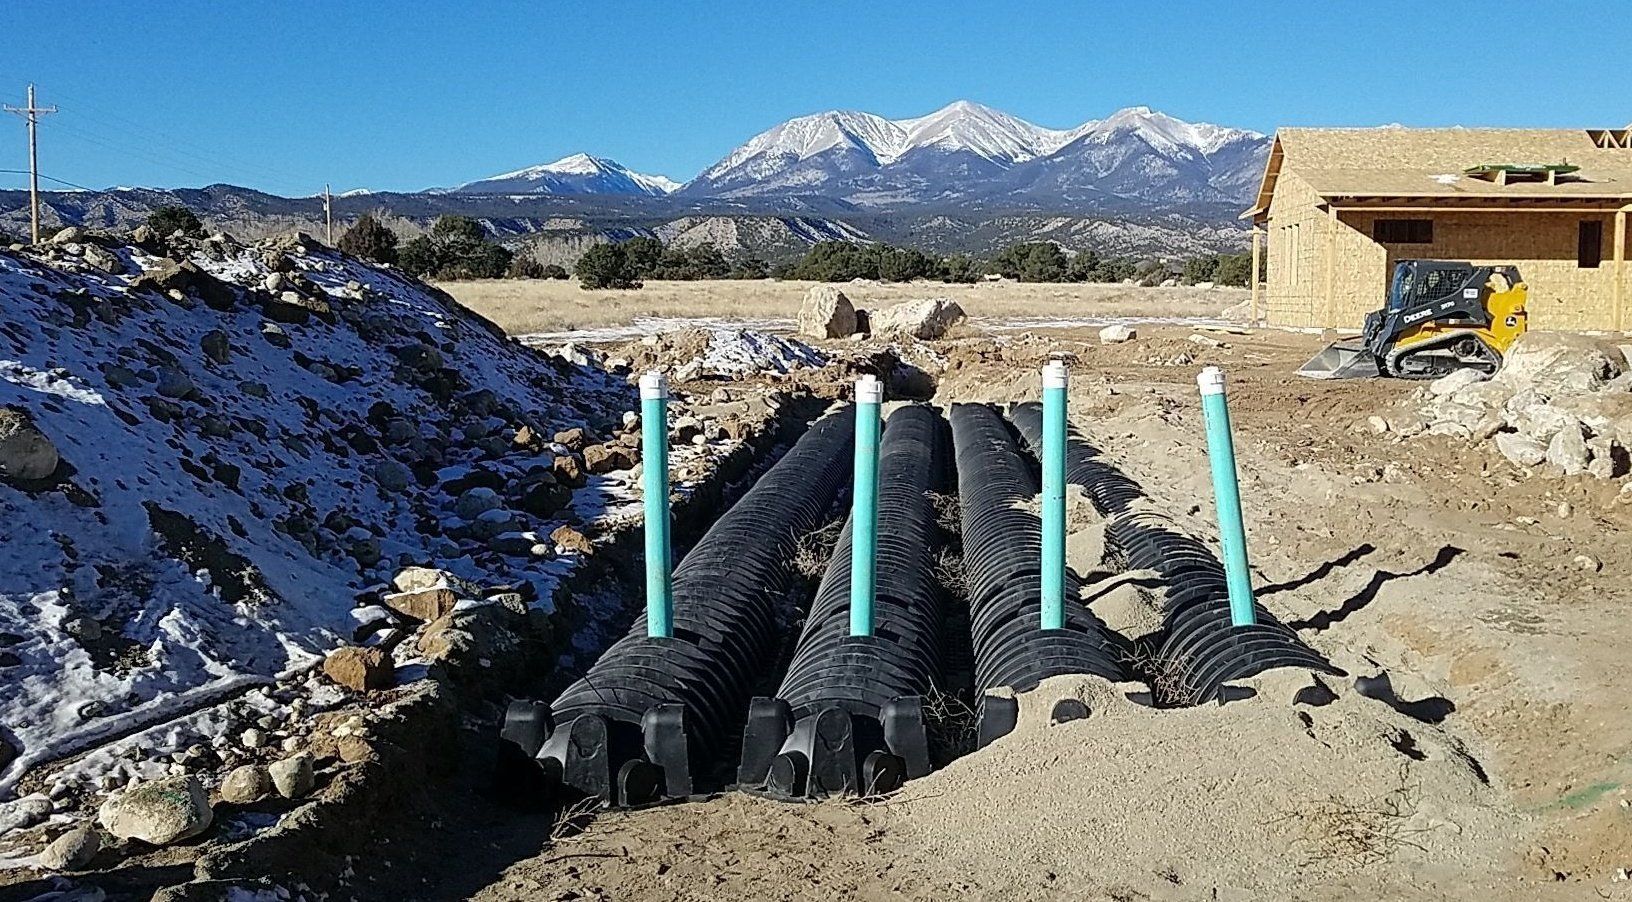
(441, 101, 1268, 217)
(1, 101, 1272, 261)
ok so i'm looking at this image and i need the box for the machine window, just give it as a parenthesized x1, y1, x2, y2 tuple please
(1372, 219, 1434, 243)
(1579, 220, 1603, 268)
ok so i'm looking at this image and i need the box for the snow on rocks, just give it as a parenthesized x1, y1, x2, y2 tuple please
(96, 774, 212, 845)
(869, 298, 966, 340)
(0, 234, 633, 797)
(617, 326, 826, 380)
(1411, 332, 1632, 479)
(797, 285, 858, 339)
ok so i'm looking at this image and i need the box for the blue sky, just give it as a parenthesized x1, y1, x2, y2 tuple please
(1, 1, 1627, 195)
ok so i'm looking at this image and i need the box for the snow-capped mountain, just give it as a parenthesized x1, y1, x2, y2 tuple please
(680, 101, 1268, 211)
(453, 153, 681, 197)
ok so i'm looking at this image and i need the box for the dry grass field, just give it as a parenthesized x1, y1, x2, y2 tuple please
(436, 277, 1247, 336)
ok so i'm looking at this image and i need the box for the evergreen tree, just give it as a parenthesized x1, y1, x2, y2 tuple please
(506, 249, 546, 279)
(576, 243, 641, 289)
(146, 205, 205, 238)
(337, 213, 399, 265)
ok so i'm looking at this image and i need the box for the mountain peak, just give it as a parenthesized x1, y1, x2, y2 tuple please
(454, 154, 679, 197)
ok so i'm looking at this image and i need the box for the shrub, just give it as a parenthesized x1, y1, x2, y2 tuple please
(576, 243, 641, 290)
(337, 213, 399, 265)
(1213, 252, 1254, 287)
(506, 250, 546, 279)
(938, 253, 982, 284)
(619, 236, 664, 279)
(542, 263, 569, 280)
(728, 257, 769, 280)
(1182, 255, 1221, 285)
(147, 205, 204, 238)
(992, 242, 1068, 282)
(396, 215, 512, 280)
(649, 243, 730, 280)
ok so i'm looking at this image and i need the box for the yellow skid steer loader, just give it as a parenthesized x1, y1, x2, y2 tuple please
(1297, 261, 1528, 379)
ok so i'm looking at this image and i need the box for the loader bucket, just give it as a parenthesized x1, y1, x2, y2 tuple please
(1296, 341, 1381, 379)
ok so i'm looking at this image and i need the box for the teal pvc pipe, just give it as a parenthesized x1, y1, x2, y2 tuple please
(1040, 362, 1068, 630)
(849, 377, 882, 637)
(1197, 367, 1257, 627)
(640, 372, 674, 638)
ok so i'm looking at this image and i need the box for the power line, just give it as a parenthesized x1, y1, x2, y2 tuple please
(0, 168, 98, 192)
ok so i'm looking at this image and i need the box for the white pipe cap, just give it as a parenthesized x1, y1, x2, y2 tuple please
(639, 370, 669, 400)
(1042, 360, 1069, 389)
(856, 374, 884, 404)
(1197, 366, 1226, 396)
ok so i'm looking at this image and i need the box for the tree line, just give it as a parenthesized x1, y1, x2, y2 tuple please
(115, 204, 1258, 290)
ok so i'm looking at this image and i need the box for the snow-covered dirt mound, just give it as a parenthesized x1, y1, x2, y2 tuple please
(0, 232, 632, 793)
(609, 326, 826, 380)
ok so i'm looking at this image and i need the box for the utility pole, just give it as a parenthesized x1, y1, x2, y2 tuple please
(4, 84, 58, 244)
(323, 183, 333, 245)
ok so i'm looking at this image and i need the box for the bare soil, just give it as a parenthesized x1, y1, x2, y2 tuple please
(365, 322, 1632, 901)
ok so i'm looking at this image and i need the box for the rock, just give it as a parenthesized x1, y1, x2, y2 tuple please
(1546, 423, 1591, 475)
(797, 285, 858, 339)
(455, 486, 502, 519)
(1587, 435, 1628, 479)
(1365, 415, 1390, 434)
(62, 615, 102, 642)
(551, 524, 594, 555)
(519, 479, 573, 518)
(1574, 554, 1603, 573)
(553, 454, 586, 488)
(97, 775, 213, 845)
(1503, 391, 1580, 442)
(1429, 368, 1487, 397)
(218, 765, 273, 804)
(870, 298, 966, 340)
(268, 753, 314, 799)
(200, 329, 231, 365)
(1495, 432, 1547, 467)
(671, 416, 704, 444)
(49, 226, 84, 245)
(583, 443, 634, 474)
(131, 259, 237, 310)
(38, 825, 100, 871)
(0, 407, 59, 481)
(1386, 411, 1428, 437)
(1098, 324, 1137, 344)
(155, 366, 196, 400)
(552, 427, 588, 451)
(241, 728, 267, 750)
(382, 584, 458, 622)
(82, 245, 125, 275)
(371, 459, 413, 492)
(1497, 332, 1623, 395)
(265, 289, 332, 324)
(0, 794, 51, 832)
(321, 646, 393, 691)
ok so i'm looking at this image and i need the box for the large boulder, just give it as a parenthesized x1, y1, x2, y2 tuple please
(0, 407, 59, 481)
(97, 775, 213, 845)
(269, 753, 315, 799)
(797, 286, 858, 339)
(218, 765, 273, 804)
(1099, 324, 1137, 344)
(1495, 432, 1547, 467)
(870, 298, 966, 340)
(1429, 368, 1487, 397)
(1497, 332, 1623, 395)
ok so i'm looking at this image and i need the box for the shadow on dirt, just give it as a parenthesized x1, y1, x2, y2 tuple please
(1288, 544, 1464, 633)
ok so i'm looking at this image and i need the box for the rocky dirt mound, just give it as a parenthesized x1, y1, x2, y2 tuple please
(610, 326, 826, 380)
(0, 230, 633, 798)
(1407, 333, 1632, 480)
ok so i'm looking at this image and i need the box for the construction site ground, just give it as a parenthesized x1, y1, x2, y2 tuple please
(344, 322, 1632, 902)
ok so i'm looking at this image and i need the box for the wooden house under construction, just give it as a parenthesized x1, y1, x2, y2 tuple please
(1244, 127, 1632, 330)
